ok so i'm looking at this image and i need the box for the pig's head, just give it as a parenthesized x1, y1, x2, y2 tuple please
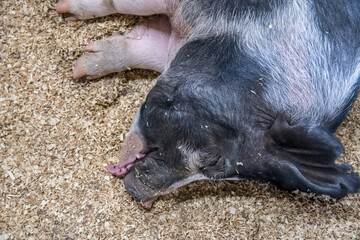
(108, 38, 360, 208)
(109, 72, 251, 208)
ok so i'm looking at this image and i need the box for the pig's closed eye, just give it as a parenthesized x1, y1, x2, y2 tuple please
(208, 156, 224, 167)
(201, 156, 227, 179)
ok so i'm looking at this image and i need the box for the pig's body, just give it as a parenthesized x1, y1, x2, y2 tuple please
(57, 0, 360, 208)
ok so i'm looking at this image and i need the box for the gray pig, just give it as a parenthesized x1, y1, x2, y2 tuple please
(57, 0, 360, 208)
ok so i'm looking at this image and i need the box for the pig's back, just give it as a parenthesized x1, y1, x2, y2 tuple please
(169, 0, 360, 130)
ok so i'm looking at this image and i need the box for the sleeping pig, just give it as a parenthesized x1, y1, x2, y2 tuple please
(56, 0, 360, 208)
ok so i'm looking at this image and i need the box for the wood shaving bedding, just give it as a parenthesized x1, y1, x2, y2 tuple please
(0, 1, 359, 239)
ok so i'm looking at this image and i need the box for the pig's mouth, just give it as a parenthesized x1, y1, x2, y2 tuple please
(107, 152, 146, 177)
(106, 131, 160, 209)
(106, 131, 167, 209)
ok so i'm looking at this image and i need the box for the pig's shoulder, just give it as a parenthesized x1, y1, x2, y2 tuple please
(314, 0, 360, 46)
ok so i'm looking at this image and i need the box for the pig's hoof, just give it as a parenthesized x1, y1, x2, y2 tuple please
(73, 36, 128, 79)
(56, 0, 80, 21)
(73, 57, 87, 79)
(56, 0, 70, 13)
(56, 0, 118, 20)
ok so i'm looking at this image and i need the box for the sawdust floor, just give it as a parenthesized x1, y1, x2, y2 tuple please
(1, 1, 360, 239)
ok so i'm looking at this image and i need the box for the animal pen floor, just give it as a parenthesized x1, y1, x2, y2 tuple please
(1, 1, 360, 239)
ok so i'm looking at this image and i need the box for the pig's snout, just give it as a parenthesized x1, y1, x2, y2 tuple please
(108, 131, 146, 177)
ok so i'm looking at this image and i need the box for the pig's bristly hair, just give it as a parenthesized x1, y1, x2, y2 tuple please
(177, 0, 360, 129)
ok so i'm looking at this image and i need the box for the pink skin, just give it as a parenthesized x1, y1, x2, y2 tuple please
(56, 0, 117, 21)
(107, 132, 145, 177)
(55, 0, 181, 79)
(56, 0, 167, 20)
(72, 16, 172, 79)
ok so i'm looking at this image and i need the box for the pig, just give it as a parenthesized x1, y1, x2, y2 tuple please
(56, 0, 360, 208)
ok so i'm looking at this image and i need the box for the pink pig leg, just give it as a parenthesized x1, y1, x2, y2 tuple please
(56, 0, 168, 20)
(72, 16, 172, 79)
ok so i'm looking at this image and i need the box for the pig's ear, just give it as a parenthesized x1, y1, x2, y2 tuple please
(264, 115, 359, 198)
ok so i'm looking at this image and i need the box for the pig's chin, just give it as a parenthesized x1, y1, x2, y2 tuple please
(123, 166, 159, 209)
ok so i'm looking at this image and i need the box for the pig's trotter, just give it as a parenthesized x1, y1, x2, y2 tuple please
(73, 17, 171, 79)
(73, 58, 87, 79)
(56, 0, 169, 20)
(56, 0, 117, 20)
(73, 36, 128, 79)
(56, 0, 70, 13)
